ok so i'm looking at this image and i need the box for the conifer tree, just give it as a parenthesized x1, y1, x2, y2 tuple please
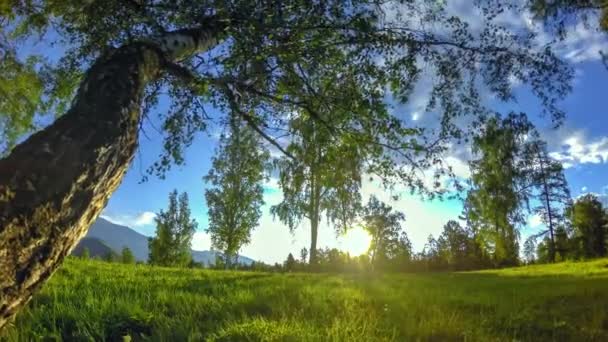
(527, 139, 571, 262)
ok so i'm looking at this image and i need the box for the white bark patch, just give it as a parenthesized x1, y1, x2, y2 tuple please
(155, 29, 217, 61)
(158, 33, 196, 60)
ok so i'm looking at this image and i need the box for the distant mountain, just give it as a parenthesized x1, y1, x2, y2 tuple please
(191, 250, 255, 266)
(72, 237, 115, 259)
(85, 218, 150, 261)
(72, 217, 254, 265)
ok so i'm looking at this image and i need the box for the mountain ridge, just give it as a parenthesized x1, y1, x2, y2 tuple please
(72, 217, 254, 266)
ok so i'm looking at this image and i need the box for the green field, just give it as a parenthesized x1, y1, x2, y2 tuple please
(2, 258, 608, 341)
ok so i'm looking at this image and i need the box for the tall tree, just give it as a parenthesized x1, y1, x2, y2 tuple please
(554, 225, 572, 260)
(0, 1, 573, 326)
(361, 196, 408, 271)
(437, 220, 474, 270)
(466, 114, 535, 266)
(204, 116, 268, 269)
(149, 190, 198, 267)
(527, 139, 571, 262)
(271, 108, 365, 264)
(567, 194, 608, 258)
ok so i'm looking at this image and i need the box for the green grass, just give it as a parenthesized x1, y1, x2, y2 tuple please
(3, 258, 608, 341)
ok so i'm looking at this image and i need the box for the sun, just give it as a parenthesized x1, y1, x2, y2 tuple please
(340, 227, 372, 256)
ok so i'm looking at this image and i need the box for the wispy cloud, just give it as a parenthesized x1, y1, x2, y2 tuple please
(549, 132, 608, 168)
(101, 211, 157, 227)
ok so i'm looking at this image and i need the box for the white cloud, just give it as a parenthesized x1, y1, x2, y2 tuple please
(581, 186, 588, 192)
(415, 153, 471, 192)
(191, 231, 211, 251)
(445, 155, 471, 179)
(134, 211, 156, 226)
(101, 211, 156, 228)
(558, 22, 608, 63)
(549, 132, 608, 168)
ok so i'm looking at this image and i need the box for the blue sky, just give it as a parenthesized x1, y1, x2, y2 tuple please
(14, 4, 608, 263)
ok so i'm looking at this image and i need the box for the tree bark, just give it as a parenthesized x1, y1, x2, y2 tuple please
(537, 151, 556, 262)
(309, 177, 319, 266)
(0, 26, 219, 329)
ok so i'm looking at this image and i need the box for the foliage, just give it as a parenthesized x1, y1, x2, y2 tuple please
(204, 116, 268, 268)
(284, 253, 296, 272)
(529, 0, 608, 33)
(531, 194, 608, 262)
(566, 194, 608, 258)
(271, 107, 365, 264)
(5, 257, 608, 340)
(1, 0, 572, 184)
(361, 196, 411, 271)
(121, 247, 136, 264)
(103, 251, 116, 263)
(466, 114, 536, 267)
(436, 220, 487, 270)
(81, 247, 90, 260)
(148, 190, 198, 267)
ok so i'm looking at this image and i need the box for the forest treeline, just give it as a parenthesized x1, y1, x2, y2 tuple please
(98, 114, 607, 274)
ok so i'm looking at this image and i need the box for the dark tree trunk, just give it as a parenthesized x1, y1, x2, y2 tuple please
(310, 215, 319, 265)
(537, 152, 556, 263)
(0, 26, 218, 329)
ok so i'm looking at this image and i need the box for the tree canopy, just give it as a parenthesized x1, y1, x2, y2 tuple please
(1, 0, 572, 186)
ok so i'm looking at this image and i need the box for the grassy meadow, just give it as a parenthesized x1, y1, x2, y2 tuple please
(2, 258, 608, 341)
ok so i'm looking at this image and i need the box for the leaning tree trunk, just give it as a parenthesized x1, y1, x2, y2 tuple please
(0, 26, 219, 329)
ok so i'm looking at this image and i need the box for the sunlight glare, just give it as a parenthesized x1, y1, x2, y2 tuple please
(340, 227, 372, 256)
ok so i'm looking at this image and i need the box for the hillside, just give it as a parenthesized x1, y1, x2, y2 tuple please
(76, 217, 254, 265)
(3, 258, 608, 341)
(71, 237, 115, 259)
